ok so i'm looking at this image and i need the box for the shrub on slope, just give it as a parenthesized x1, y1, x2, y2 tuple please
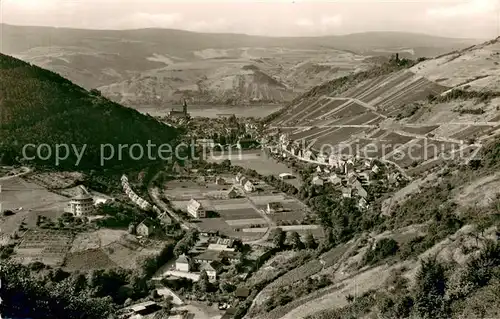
(0, 53, 178, 170)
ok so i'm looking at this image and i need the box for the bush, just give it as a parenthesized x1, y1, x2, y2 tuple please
(2, 210, 14, 216)
(363, 238, 399, 266)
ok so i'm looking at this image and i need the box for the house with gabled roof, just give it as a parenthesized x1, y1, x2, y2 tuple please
(187, 199, 206, 218)
(342, 187, 352, 198)
(312, 176, 324, 186)
(175, 254, 191, 272)
(136, 218, 157, 237)
(244, 180, 255, 192)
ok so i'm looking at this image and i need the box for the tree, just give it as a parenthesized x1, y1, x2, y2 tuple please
(272, 228, 286, 250)
(414, 258, 449, 319)
(289, 231, 304, 250)
(197, 270, 210, 293)
(305, 232, 317, 250)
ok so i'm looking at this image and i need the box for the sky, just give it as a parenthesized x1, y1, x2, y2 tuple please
(0, 0, 497, 39)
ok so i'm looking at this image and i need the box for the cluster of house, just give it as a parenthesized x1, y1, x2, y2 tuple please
(121, 175, 152, 211)
(166, 237, 240, 282)
(235, 173, 256, 192)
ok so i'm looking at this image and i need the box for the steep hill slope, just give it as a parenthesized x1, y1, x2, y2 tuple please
(252, 39, 500, 319)
(1, 24, 479, 109)
(268, 38, 500, 176)
(0, 53, 178, 170)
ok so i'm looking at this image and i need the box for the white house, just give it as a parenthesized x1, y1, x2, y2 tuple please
(312, 176, 324, 186)
(187, 199, 206, 218)
(67, 189, 94, 217)
(136, 219, 156, 237)
(175, 254, 191, 272)
(200, 262, 219, 281)
(316, 166, 322, 173)
(244, 181, 255, 192)
(372, 164, 380, 174)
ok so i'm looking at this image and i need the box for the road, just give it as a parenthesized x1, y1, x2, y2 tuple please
(0, 166, 32, 181)
(148, 172, 198, 231)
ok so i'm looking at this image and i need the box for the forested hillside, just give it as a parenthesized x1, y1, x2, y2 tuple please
(0, 53, 178, 170)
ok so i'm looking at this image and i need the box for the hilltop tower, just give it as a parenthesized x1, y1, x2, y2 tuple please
(183, 99, 188, 115)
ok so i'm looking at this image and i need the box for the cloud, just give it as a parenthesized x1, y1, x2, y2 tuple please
(320, 15, 342, 27)
(186, 18, 231, 33)
(295, 15, 342, 34)
(296, 18, 314, 27)
(127, 12, 183, 28)
(426, 0, 495, 18)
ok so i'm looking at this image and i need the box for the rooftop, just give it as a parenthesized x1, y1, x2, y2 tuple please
(176, 254, 190, 264)
(194, 250, 222, 262)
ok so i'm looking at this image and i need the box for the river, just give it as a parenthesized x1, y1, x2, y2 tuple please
(136, 104, 283, 118)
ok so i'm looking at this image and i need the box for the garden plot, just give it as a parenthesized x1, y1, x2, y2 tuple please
(219, 208, 262, 220)
(103, 240, 161, 270)
(401, 125, 439, 135)
(211, 198, 253, 210)
(340, 139, 375, 156)
(275, 100, 309, 125)
(327, 102, 367, 120)
(382, 132, 414, 145)
(311, 127, 367, 151)
(163, 180, 208, 200)
(283, 98, 327, 126)
(64, 248, 117, 271)
(358, 71, 416, 105)
(248, 194, 287, 205)
(369, 129, 387, 138)
(303, 99, 348, 122)
(69, 229, 127, 253)
(450, 125, 498, 140)
(340, 76, 383, 99)
(340, 112, 380, 125)
(375, 77, 446, 114)
(291, 127, 330, 141)
(13, 229, 74, 266)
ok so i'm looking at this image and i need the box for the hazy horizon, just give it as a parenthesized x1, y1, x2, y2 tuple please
(0, 22, 486, 40)
(0, 0, 498, 39)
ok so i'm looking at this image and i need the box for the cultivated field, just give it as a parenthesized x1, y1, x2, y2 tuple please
(12, 229, 74, 266)
(164, 176, 309, 240)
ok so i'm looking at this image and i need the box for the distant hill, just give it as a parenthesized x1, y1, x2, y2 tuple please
(0, 53, 178, 170)
(0, 24, 480, 110)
